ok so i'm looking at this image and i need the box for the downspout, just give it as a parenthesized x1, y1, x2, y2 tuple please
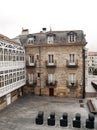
(82, 49, 85, 98)
(39, 46, 41, 96)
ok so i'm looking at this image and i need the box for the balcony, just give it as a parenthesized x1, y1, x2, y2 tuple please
(46, 80, 57, 87)
(26, 61, 36, 67)
(66, 80, 78, 89)
(46, 60, 57, 68)
(0, 79, 26, 97)
(66, 60, 78, 68)
(26, 80, 37, 87)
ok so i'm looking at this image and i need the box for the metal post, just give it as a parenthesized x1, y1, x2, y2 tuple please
(39, 46, 41, 96)
(82, 49, 85, 98)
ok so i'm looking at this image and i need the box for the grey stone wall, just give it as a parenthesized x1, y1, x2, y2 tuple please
(25, 43, 84, 97)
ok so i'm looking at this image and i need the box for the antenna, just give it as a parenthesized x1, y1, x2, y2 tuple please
(50, 25, 52, 32)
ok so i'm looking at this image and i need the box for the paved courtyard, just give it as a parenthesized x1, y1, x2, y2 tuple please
(0, 95, 97, 130)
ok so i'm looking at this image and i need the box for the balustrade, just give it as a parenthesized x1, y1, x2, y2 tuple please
(0, 79, 25, 97)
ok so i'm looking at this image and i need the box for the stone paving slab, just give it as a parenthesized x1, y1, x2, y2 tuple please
(0, 95, 97, 130)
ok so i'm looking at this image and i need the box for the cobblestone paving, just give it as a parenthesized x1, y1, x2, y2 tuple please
(0, 95, 97, 130)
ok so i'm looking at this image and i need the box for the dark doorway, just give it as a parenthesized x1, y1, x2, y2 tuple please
(49, 88, 54, 96)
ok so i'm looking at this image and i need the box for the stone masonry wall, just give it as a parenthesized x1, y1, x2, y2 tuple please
(25, 44, 84, 97)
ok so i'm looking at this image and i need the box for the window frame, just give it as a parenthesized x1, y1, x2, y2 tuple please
(28, 73, 34, 84)
(47, 36, 54, 44)
(48, 74, 54, 83)
(69, 73, 76, 84)
(29, 55, 34, 64)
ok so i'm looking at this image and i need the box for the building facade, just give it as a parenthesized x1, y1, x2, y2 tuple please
(17, 28, 87, 98)
(0, 34, 26, 110)
(87, 52, 97, 74)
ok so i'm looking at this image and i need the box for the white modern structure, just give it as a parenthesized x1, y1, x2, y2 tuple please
(87, 52, 97, 74)
(86, 51, 97, 97)
(0, 34, 26, 109)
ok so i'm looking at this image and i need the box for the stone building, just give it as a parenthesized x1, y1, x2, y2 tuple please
(0, 34, 26, 110)
(87, 52, 97, 74)
(16, 28, 87, 97)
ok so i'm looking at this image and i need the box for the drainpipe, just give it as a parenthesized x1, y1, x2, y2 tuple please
(39, 46, 41, 96)
(82, 49, 85, 98)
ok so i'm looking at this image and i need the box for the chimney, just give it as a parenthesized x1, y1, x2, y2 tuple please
(42, 28, 46, 33)
(21, 28, 29, 35)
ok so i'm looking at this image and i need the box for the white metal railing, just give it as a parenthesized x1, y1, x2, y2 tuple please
(0, 61, 25, 70)
(0, 79, 26, 97)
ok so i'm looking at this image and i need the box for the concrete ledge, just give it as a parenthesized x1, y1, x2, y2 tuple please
(87, 99, 97, 114)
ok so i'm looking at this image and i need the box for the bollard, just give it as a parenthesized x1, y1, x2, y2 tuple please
(75, 113, 81, 121)
(73, 113, 81, 128)
(50, 112, 55, 119)
(47, 112, 55, 126)
(86, 113, 95, 129)
(60, 112, 68, 127)
(35, 111, 44, 125)
(63, 112, 68, 120)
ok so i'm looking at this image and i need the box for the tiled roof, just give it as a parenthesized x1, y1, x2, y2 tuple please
(88, 52, 97, 56)
(0, 34, 20, 45)
(14, 30, 86, 45)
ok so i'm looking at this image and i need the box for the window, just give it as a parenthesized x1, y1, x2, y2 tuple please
(69, 73, 75, 84)
(0, 75, 4, 87)
(9, 50, 12, 61)
(20, 71, 22, 80)
(0, 48, 3, 61)
(9, 74, 12, 84)
(48, 74, 54, 83)
(68, 32, 77, 42)
(48, 54, 54, 63)
(28, 37, 35, 44)
(19, 51, 22, 61)
(29, 56, 34, 63)
(69, 54, 75, 64)
(13, 50, 16, 61)
(13, 73, 16, 82)
(37, 73, 40, 78)
(17, 72, 20, 81)
(5, 74, 9, 86)
(23, 71, 25, 79)
(37, 55, 39, 60)
(28, 73, 33, 84)
(47, 36, 54, 44)
(4, 49, 9, 61)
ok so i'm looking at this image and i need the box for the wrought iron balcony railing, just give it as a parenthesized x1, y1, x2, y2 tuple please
(46, 60, 57, 68)
(26, 80, 37, 87)
(26, 61, 36, 67)
(66, 80, 78, 89)
(46, 80, 57, 87)
(66, 60, 78, 68)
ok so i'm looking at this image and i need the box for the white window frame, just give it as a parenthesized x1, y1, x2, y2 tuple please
(47, 36, 54, 44)
(5, 74, 9, 86)
(48, 74, 54, 83)
(4, 49, 9, 61)
(48, 54, 54, 64)
(69, 54, 75, 65)
(0, 75, 4, 87)
(69, 73, 76, 85)
(29, 55, 34, 65)
(28, 73, 33, 84)
(0, 48, 3, 61)
(68, 33, 76, 42)
(28, 37, 34, 44)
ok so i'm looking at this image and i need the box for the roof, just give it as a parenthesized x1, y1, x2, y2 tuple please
(0, 34, 21, 45)
(14, 30, 87, 45)
(88, 52, 97, 56)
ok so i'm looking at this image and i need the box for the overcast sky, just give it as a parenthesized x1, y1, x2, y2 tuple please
(0, 0, 97, 51)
